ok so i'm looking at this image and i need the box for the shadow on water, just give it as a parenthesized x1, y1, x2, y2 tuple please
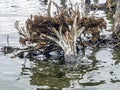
(0, 0, 120, 90)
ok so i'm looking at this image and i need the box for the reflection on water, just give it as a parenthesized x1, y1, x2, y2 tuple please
(20, 47, 120, 90)
(0, 0, 120, 90)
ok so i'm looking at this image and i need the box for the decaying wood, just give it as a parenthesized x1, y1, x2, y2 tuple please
(15, 1, 106, 63)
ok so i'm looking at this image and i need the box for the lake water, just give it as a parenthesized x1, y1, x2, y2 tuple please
(0, 0, 120, 90)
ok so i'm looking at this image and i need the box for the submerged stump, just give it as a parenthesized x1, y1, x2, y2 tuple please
(15, 1, 106, 63)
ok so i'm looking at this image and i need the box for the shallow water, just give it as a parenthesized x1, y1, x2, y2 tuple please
(0, 0, 120, 90)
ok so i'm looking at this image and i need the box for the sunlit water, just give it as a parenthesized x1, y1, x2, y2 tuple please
(0, 0, 120, 90)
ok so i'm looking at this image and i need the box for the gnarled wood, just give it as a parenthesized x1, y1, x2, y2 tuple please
(15, 1, 106, 63)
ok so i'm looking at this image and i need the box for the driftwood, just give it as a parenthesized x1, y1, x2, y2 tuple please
(15, 1, 106, 63)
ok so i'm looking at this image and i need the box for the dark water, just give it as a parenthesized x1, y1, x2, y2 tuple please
(0, 0, 120, 90)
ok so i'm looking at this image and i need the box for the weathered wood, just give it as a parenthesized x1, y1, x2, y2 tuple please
(16, 1, 106, 63)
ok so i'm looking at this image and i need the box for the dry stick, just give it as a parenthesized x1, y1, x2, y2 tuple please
(47, 0, 51, 17)
(91, 7, 98, 17)
(41, 33, 58, 43)
(107, 0, 116, 11)
(51, 1, 63, 15)
(113, 42, 120, 47)
(115, 46, 120, 54)
(7, 35, 9, 46)
(69, 0, 73, 9)
(15, 21, 30, 38)
(69, 0, 75, 17)
(72, 5, 78, 57)
(21, 27, 29, 37)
